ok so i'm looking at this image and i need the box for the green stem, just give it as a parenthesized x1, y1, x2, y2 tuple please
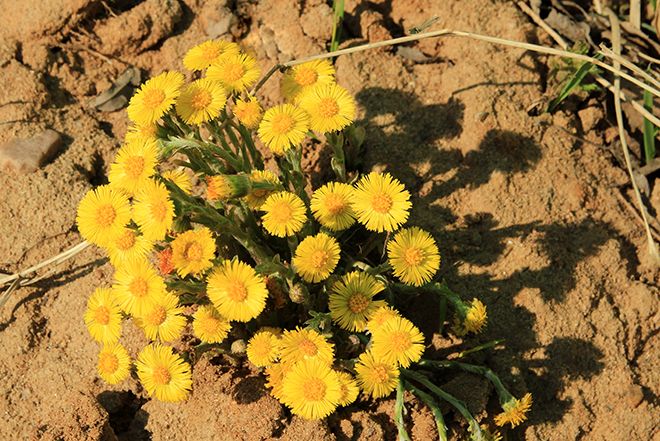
(455, 339, 504, 359)
(395, 379, 412, 441)
(404, 381, 448, 441)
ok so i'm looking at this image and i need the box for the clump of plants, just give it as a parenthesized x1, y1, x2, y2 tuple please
(77, 39, 531, 440)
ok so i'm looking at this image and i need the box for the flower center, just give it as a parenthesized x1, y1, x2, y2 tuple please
(323, 194, 346, 215)
(129, 278, 149, 298)
(94, 306, 111, 325)
(151, 200, 168, 221)
(152, 366, 171, 385)
(184, 242, 204, 262)
(224, 63, 245, 83)
(270, 202, 293, 223)
(191, 89, 213, 110)
(271, 114, 295, 135)
(373, 365, 389, 384)
(202, 45, 221, 62)
(142, 88, 166, 109)
(295, 67, 318, 87)
(389, 331, 412, 353)
(371, 193, 393, 214)
(227, 280, 248, 302)
(95, 204, 117, 228)
(310, 250, 329, 270)
(253, 339, 273, 358)
(116, 230, 137, 251)
(298, 338, 318, 357)
(99, 352, 119, 373)
(145, 305, 167, 326)
(124, 155, 145, 179)
(200, 316, 220, 334)
(347, 293, 369, 314)
(302, 378, 327, 401)
(318, 97, 339, 118)
(403, 248, 424, 266)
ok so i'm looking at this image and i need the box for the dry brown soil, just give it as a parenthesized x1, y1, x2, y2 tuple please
(0, 0, 658, 440)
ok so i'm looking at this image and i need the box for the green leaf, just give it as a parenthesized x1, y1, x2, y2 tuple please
(546, 60, 597, 113)
(643, 88, 657, 164)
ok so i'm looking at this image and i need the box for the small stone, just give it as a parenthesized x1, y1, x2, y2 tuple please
(578, 106, 603, 132)
(623, 384, 645, 408)
(230, 339, 247, 354)
(200, 1, 235, 38)
(0, 129, 63, 173)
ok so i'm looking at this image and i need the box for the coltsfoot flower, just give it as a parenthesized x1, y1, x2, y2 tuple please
(246, 329, 281, 367)
(494, 393, 532, 427)
(292, 232, 341, 283)
(113, 257, 166, 316)
(127, 71, 184, 125)
(132, 180, 175, 241)
(310, 182, 356, 231)
(161, 169, 193, 194)
(261, 191, 307, 237)
(207, 259, 268, 322)
(135, 291, 186, 342)
(176, 78, 227, 124)
(136, 344, 193, 402)
(103, 227, 153, 267)
(183, 40, 240, 71)
(453, 298, 488, 336)
(192, 305, 231, 343)
(84, 287, 122, 345)
(387, 227, 440, 286)
(366, 305, 401, 333)
(244, 169, 280, 209)
(108, 139, 159, 195)
(266, 362, 291, 402)
(281, 358, 342, 420)
(299, 83, 356, 133)
(354, 350, 399, 399)
(207, 52, 260, 92)
(328, 271, 386, 331)
(234, 97, 263, 129)
(352, 172, 411, 232)
(281, 59, 336, 102)
(97, 343, 131, 385)
(171, 227, 216, 277)
(278, 327, 334, 366)
(370, 316, 425, 368)
(336, 371, 359, 406)
(76, 185, 132, 247)
(258, 104, 310, 155)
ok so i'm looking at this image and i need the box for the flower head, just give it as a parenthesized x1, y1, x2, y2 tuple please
(258, 104, 310, 155)
(176, 78, 227, 124)
(113, 257, 166, 316)
(132, 180, 175, 241)
(387, 227, 440, 286)
(246, 329, 281, 367)
(299, 83, 356, 133)
(336, 371, 359, 406)
(310, 182, 356, 231)
(281, 60, 336, 102)
(279, 327, 334, 366)
(329, 271, 386, 331)
(103, 228, 153, 267)
(266, 362, 291, 402)
(207, 259, 268, 322)
(206, 174, 251, 202)
(127, 71, 185, 125)
(495, 393, 532, 427)
(97, 343, 131, 385)
(354, 350, 399, 398)
(261, 191, 307, 237)
(292, 232, 341, 283)
(352, 172, 411, 232)
(108, 139, 159, 196)
(171, 227, 216, 277)
(136, 344, 193, 402)
(135, 291, 186, 342)
(244, 169, 280, 209)
(366, 305, 401, 333)
(281, 358, 342, 420)
(453, 298, 488, 336)
(84, 287, 122, 345)
(183, 40, 240, 71)
(234, 97, 263, 129)
(370, 316, 425, 368)
(125, 123, 158, 144)
(207, 52, 260, 92)
(192, 305, 231, 343)
(76, 185, 132, 247)
(161, 169, 192, 194)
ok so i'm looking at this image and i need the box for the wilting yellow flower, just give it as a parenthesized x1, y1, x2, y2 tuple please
(328, 271, 386, 331)
(207, 52, 260, 92)
(127, 71, 185, 125)
(387, 227, 440, 286)
(84, 287, 122, 345)
(192, 305, 231, 343)
(266, 362, 291, 402)
(76, 185, 132, 247)
(454, 298, 488, 336)
(281, 358, 342, 420)
(481, 425, 503, 441)
(132, 180, 175, 241)
(171, 227, 216, 277)
(244, 169, 280, 209)
(336, 371, 359, 406)
(207, 259, 268, 322)
(125, 123, 158, 144)
(352, 172, 411, 232)
(246, 329, 281, 367)
(135, 291, 186, 342)
(258, 104, 310, 155)
(206, 175, 232, 202)
(370, 316, 425, 368)
(183, 40, 240, 71)
(113, 257, 166, 316)
(261, 191, 307, 237)
(278, 327, 334, 366)
(233, 97, 263, 129)
(299, 83, 356, 133)
(366, 305, 401, 333)
(176, 78, 227, 125)
(97, 343, 131, 385)
(310, 182, 356, 231)
(354, 350, 399, 399)
(281, 59, 336, 102)
(292, 233, 341, 283)
(161, 169, 192, 194)
(103, 227, 153, 267)
(108, 140, 159, 196)
(495, 393, 532, 427)
(136, 344, 193, 402)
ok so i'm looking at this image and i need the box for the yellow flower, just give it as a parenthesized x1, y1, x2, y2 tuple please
(84, 287, 122, 345)
(266, 362, 291, 402)
(279, 327, 334, 366)
(354, 350, 399, 399)
(244, 169, 280, 209)
(258, 104, 310, 155)
(183, 40, 240, 71)
(127, 71, 185, 125)
(103, 227, 153, 267)
(261, 191, 307, 237)
(387, 227, 440, 286)
(161, 169, 192, 194)
(192, 305, 231, 343)
(136, 343, 193, 402)
(336, 371, 359, 406)
(206, 174, 250, 202)
(299, 83, 356, 133)
(207, 52, 260, 92)
(329, 271, 386, 331)
(135, 291, 186, 342)
(453, 298, 488, 336)
(108, 139, 159, 196)
(171, 227, 216, 277)
(495, 393, 532, 427)
(370, 316, 425, 368)
(246, 329, 281, 367)
(97, 343, 131, 385)
(207, 259, 268, 322)
(132, 180, 175, 241)
(281, 59, 336, 102)
(234, 97, 263, 129)
(281, 358, 342, 420)
(310, 182, 356, 231)
(125, 123, 158, 144)
(76, 185, 132, 247)
(352, 172, 411, 232)
(113, 257, 166, 316)
(366, 305, 401, 333)
(176, 78, 227, 124)
(292, 232, 341, 283)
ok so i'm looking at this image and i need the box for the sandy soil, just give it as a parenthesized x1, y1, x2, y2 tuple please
(0, 0, 658, 440)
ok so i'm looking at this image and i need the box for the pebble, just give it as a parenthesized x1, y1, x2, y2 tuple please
(0, 129, 63, 173)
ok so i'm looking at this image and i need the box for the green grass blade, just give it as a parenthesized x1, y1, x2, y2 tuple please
(395, 379, 412, 441)
(546, 60, 595, 113)
(643, 88, 656, 164)
(330, 0, 345, 53)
